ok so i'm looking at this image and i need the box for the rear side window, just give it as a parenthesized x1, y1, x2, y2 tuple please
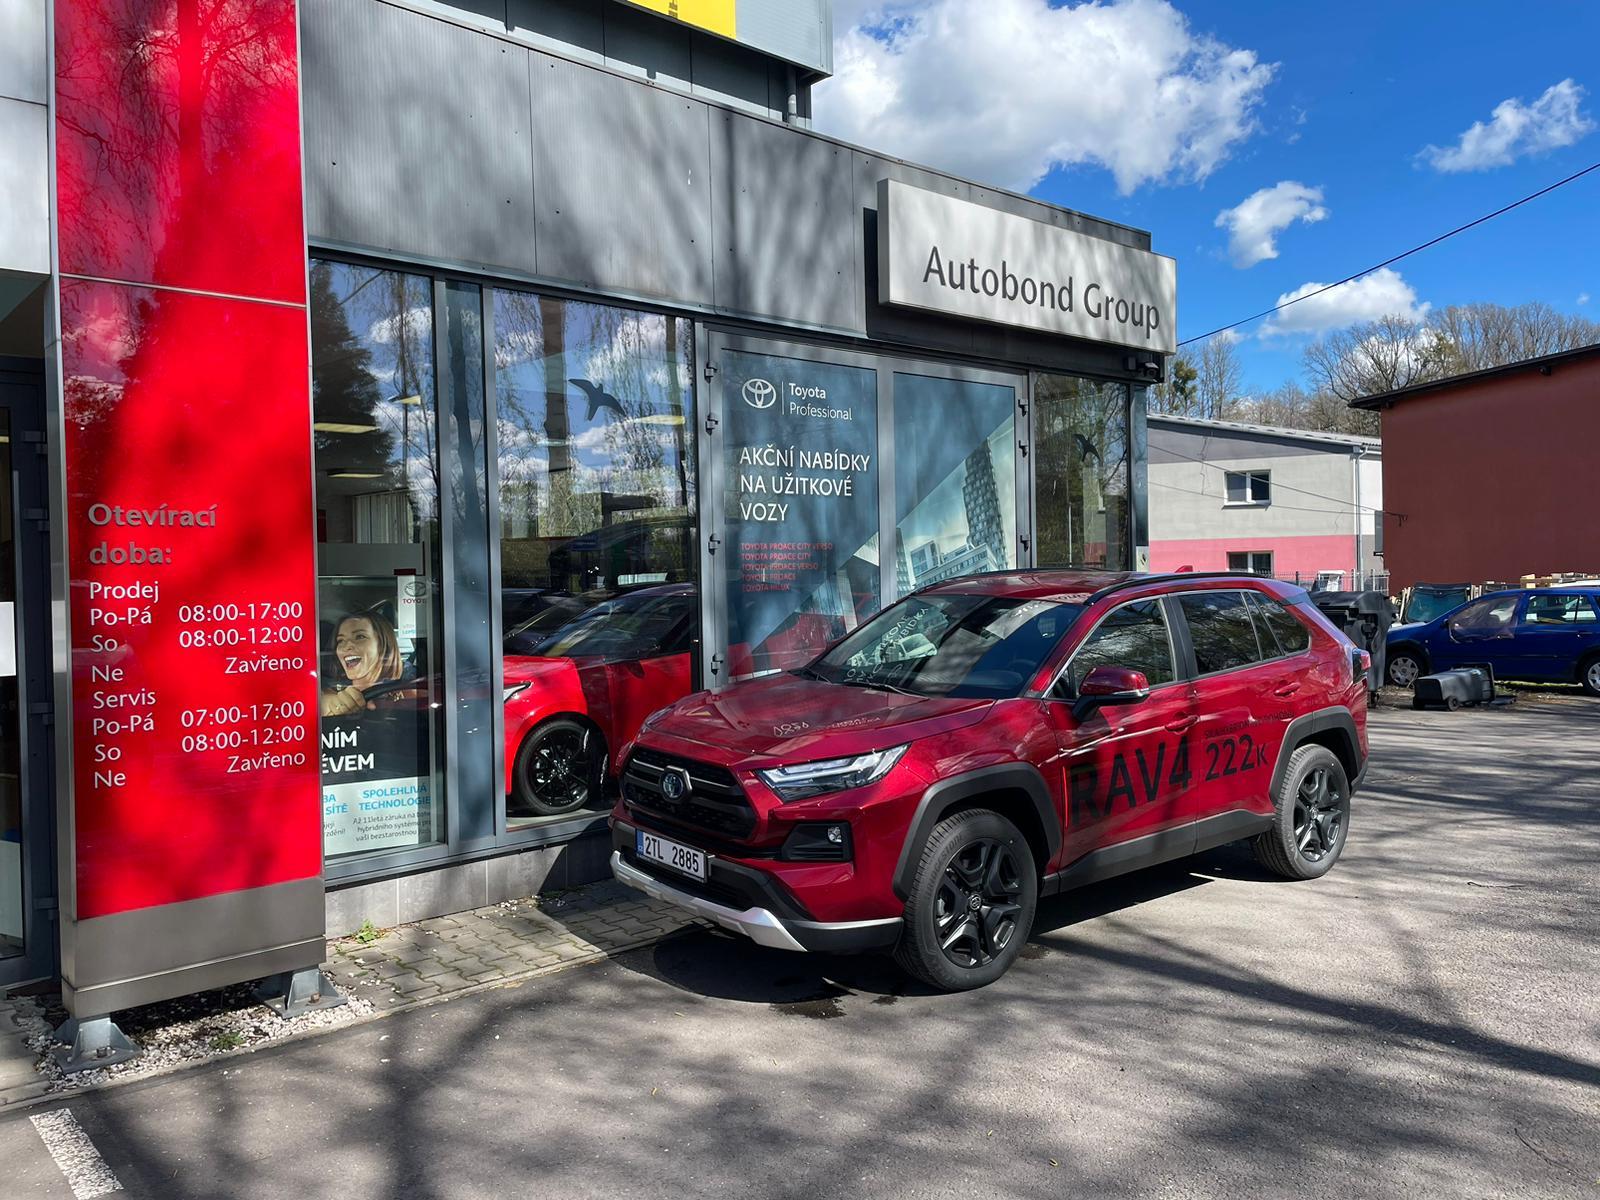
(1523, 593, 1598, 624)
(1178, 591, 1264, 674)
(1250, 594, 1312, 655)
(1056, 599, 1177, 696)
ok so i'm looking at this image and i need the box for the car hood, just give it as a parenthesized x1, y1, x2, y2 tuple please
(640, 673, 994, 763)
(1386, 622, 1429, 640)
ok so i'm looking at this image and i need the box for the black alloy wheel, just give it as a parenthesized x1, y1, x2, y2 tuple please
(513, 718, 603, 818)
(1291, 762, 1346, 863)
(894, 809, 1039, 991)
(934, 838, 1025, 969)
(1253, 743, 1351, 881)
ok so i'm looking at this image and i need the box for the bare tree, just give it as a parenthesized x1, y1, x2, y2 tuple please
(1302, 314, 1449, 403)
(1195, 335, 1244, 419)
(1430, 301, 1600, 373)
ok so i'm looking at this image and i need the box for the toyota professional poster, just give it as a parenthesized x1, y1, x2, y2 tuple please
(721, 350, 881, 678)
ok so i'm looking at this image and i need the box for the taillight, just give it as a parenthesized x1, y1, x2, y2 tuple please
(1353, 648, 1371, 686)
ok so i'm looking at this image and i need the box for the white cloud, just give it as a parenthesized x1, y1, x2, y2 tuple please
(1215, 180, 1328, 268)
(1579, 292, 1591, 306)
(1420, 79, 1595, 172)
(816, 0, 1275, 194)
(1260, 267, 1429, 336)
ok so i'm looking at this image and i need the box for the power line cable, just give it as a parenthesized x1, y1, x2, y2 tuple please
(1180, 160, 1600, 347)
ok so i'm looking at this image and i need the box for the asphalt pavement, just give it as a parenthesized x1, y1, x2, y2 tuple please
(4, 700, 1598, 1199)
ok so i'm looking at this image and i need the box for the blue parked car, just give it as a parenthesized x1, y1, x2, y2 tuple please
(1385, 587, 1600, 696)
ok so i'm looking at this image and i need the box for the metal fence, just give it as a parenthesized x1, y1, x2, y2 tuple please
(1271, 570, 1392, 596)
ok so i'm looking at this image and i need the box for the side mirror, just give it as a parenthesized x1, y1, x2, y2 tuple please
(1073, 666, 1151, 718)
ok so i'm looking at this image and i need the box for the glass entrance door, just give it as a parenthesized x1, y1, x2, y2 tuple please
(701, 332, 1027, 689)
(0, 360, 53, 986)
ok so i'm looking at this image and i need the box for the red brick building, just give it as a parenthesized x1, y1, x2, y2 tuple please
(1352, 344, 1600, 590)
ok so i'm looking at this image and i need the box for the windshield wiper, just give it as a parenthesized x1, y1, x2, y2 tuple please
(790, 664, 827, 682)
(839, 676, 923, 698)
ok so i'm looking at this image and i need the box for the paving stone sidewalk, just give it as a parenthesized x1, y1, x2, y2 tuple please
(327, 881, 703, 1008)
(0, 879, 702, 1109)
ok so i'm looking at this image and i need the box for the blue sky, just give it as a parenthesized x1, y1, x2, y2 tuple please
(818, 0, 1600, 393)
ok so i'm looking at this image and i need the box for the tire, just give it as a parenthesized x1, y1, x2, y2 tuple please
(1252, 745, 1351, 881)
(510, 718, 604, 818)
(893, 809, 1038, 992)
(1386, 649, 1424, 689)
(1581, 655, 1600, 699)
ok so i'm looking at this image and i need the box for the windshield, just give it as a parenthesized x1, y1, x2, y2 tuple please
(524, 591, 692, 661)
(807, 594, 1084, 698)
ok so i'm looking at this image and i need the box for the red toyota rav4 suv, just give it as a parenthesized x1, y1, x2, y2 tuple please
(611, 571, 1368, 990)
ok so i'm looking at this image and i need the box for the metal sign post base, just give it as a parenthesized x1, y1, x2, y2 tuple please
(52, 1016, 140, 1073)
(253, 967, 347, 1018)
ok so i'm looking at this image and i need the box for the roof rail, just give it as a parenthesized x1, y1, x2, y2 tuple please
(1087, 570, 1278, 603)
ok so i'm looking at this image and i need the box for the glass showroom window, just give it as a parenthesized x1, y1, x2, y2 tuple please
(891, 373, 1017, 598)
(1034, 376, 1131, 569)
(310, 260, 446, 863)
(720, 348, 880, 680)
(493, 290, 696, 829)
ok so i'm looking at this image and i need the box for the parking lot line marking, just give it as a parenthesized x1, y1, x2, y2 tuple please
(29, 1110, 123, 1198)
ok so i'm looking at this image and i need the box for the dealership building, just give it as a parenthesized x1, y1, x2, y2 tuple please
(0, 0, 1174, 1040)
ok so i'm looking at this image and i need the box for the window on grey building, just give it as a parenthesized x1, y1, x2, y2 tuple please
(1225, 470, 1271, 505)
(1228, 551, 1274, 575)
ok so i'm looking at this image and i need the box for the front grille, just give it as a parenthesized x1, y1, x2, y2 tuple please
(623, 748, 756, 840)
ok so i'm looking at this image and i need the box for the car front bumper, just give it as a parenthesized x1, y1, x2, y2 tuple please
(609, 822, 901, 954)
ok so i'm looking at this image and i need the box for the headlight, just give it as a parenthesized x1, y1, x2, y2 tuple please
(758, 745, 908, 802)
(503, 683, 531, 703)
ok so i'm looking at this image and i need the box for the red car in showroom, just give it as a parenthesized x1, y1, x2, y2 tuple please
(610, 570, 1369, 990)
(502, 584, 698, 819)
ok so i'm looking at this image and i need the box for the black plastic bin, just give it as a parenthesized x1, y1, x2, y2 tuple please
(1310, 590, 1396, 700)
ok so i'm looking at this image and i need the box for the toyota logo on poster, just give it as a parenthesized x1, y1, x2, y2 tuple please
(741, 378, 777, 409)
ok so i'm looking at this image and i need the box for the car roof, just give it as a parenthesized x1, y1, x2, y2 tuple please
(917, 569, 1286, 603)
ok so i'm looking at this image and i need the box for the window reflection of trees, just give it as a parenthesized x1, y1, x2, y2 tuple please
(1035, 377, 1130, 570)
(310, 262, 439, 544)
(1065, 601, 1173, 690)
(492, 292, 694, 599)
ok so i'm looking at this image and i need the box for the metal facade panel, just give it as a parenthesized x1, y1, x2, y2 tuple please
(0, 0, 47, 105)
(0, 98, 48, 276)
(529, 52, 714, 304)
(692, 33, 781, 118)
(710, 109, 856, 331)
(603, 1, 692, 91)
(302, 0, 536, 275)
(735, 0, 830, 75)
(507, 0, 605, 64)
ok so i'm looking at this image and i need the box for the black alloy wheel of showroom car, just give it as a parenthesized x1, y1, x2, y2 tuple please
(513, 719, 604, 817)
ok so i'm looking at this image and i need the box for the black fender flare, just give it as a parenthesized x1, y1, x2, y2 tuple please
(891, 763, 1061, 900)
(1270, 706, 1362, 798)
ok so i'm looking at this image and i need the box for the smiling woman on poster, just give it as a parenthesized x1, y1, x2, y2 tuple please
(320, 611, 408, 716)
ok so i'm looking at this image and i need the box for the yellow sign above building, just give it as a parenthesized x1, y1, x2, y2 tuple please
(622, 0, 737, 40)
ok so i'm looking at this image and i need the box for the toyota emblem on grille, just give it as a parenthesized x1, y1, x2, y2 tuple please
(660, 767, 691, 801)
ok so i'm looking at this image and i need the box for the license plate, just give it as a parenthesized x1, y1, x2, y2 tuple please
(636, 829, 708, 881)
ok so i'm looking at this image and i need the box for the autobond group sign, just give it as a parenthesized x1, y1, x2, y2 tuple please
(877, 179, 1178, 354)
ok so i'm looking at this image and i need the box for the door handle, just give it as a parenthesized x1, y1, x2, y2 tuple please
(1273, 681, 1301, 697)
(1165, 715, 1197, 733)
